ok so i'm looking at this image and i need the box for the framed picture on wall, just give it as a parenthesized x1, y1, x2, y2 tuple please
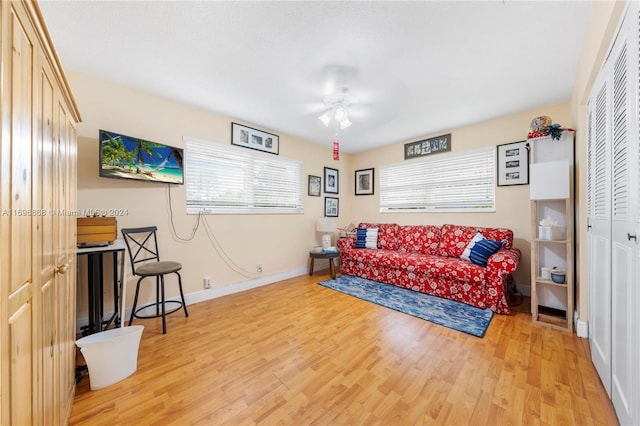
(308, 175, 321, 196)
(231, 122, 279, 155)
(324, 197, 339, 217)
(497, 140, 529, 186)
(324, 167, 339, 194)
(404, 133, 451, 159)
(355, 168, 374, 195)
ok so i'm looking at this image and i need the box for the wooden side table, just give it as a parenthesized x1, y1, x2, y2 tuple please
(308, 251, 340, 279)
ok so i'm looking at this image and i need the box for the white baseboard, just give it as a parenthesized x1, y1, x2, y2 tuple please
(76, 266, 308, 333)
(186, 267, 307, 305)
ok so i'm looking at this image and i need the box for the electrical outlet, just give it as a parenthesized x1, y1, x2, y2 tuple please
(204, 276, 213, 289)
(256, 264, 263, 273)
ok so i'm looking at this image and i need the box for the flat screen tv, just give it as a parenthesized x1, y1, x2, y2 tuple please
(99, 129, 184, 184)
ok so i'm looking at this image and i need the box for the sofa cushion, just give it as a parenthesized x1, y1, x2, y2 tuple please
(439, 224, 514, 257)
(393, 253, 486, 283)
(397, 225, 441, 255)
(358, 223, 399, 250)
(355, 227, 379, 249)
(414, 255, 487, 284)
(344, 248, 401, 267)
(341, 249, 486, 284)
(439, 224, 479, 257)
(460, 232, 504, 267)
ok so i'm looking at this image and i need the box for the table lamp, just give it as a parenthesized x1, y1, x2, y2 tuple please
(316, 217, 337, 250)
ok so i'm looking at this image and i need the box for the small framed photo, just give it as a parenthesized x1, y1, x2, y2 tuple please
(324, 197, 339, 217)
(324, 167, 339, 194)
(497, 140, 529, 186)
(231, 122, 279, 155)
(308, 175, 321, 197)
(355, 168, 374, 195)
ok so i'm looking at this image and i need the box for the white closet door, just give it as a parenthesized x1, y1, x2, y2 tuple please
(587, 71, 612, 397)
(609, 13, 638, 424)
(587, 3, 640, 424)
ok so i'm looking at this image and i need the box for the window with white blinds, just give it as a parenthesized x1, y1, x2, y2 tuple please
(185, 137, 304, 214)
(379, 147, 495, 213)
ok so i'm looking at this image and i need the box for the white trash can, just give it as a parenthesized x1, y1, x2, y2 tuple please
(76, 325, 144, 390)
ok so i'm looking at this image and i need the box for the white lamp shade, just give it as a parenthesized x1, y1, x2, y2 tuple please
(317, 218, 337, 250)
(316, 217, 337, 233)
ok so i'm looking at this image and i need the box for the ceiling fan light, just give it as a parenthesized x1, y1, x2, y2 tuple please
(318, 112, 331, 127)
(340, 118, 352, 129)
(333, 106, 348, 123)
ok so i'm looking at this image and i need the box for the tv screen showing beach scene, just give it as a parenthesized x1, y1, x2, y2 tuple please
(99, 129, 184, 184)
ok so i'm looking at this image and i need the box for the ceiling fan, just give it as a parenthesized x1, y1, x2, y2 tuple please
(315, 65, 358, 131)
(295, 63, 405, 152)
(318, 89, 352, 130)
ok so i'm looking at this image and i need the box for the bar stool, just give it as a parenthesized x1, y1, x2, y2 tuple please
(121, 226, 188, 334)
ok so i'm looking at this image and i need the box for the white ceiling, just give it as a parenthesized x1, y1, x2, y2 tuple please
(38, 0, 590, 154)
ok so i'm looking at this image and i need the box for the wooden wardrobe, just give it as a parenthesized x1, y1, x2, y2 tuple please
(1, 1, 80, 424)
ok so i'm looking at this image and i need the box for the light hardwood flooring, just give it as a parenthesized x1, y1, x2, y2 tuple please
(71, 270, 618, 425)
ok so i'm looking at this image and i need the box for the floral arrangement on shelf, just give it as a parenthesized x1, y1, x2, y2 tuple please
(527, 115, 574, 140)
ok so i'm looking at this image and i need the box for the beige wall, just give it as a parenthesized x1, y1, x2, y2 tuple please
(571, 0, 626, 324)
(70, 71, 352, 321)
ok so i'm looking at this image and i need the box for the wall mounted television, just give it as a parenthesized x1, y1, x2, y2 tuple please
(99, 129, 184, 184)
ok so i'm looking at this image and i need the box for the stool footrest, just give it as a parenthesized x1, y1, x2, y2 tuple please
(133, 300, 185, 319)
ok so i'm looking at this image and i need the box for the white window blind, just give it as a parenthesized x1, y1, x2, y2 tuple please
(185, 137, 304, 214)
(379, 147, 495, 212)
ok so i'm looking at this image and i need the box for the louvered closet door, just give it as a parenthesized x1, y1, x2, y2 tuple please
(587, 69, 612, 397)
(587, 3, 640, 424)
(609, 9, 639, 424)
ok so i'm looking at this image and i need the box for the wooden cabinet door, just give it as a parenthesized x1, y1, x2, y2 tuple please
(1, 3, 36, 425)
(37, 49, 60, 426)
(54, 92, 78, 424)
(35, 25, 78, 426)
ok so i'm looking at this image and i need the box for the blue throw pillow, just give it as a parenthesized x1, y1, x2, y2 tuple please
(460, 232, 503, 267)
(355, 227, 378, 249)
(355, 227, 368, 248)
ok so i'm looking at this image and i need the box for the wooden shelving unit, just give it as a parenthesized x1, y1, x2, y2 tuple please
(528, 131, 574, 333)
(530, 198, 574, 332)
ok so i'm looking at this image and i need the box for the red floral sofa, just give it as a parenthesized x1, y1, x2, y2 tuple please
(336, 223, 521, 314)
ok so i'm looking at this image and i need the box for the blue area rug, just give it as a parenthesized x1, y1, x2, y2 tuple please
(318, 275, 493, 337)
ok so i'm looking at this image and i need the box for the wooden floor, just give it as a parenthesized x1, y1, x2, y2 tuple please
(71, 271, 618, 425)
